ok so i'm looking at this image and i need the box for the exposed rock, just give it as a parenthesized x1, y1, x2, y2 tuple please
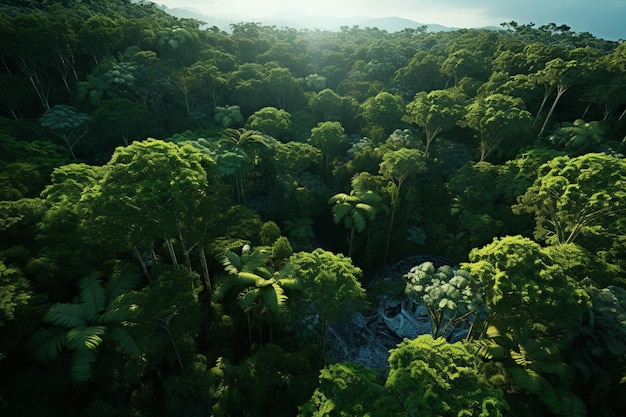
(326, 255, 469, 368)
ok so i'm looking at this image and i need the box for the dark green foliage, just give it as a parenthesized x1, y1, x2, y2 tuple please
(1, 1, 625, 415)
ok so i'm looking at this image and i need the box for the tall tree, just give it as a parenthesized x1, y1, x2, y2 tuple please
(514, 153, 626, 248)
(462, 94, 532, 162)
(290, 249, 366, 359)
(378, 148, 428, 264)
(403, 89, 467, 156)
(328, 189, 385, 257)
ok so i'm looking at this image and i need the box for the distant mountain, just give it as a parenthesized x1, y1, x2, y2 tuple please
(158, 5, 459, 33)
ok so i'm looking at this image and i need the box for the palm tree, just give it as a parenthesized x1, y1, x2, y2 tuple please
(213, 245, 299, 343)
(28, 269, 141, 383)
(220, 128, 268, 203)
(328, 189, 384, 257)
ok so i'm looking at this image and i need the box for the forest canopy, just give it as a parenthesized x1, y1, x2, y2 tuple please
(1, 1, 625, 416)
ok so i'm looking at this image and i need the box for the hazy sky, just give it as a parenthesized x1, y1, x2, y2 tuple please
(157, 0, 625, 40)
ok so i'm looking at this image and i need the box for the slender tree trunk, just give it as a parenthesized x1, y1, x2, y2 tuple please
(133, 247, 151, 281)
(348, 226, 355, 257)
(539, 85, 568, 137)
(164, 238, 178, 269)
(533, 84, 555, 127)
(199, 247, 212, 295)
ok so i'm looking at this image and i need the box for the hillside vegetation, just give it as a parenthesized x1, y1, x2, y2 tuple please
(1, 1, 626, 416)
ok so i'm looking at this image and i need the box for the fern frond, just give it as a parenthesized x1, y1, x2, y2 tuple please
(508, 366, 546, 393)
(44, 303, 86, 328)
(98, 304, 139, 325)
(106, 268, 141, 303)
(238, 288, 260, 310)
(351, 210, 367, 233)
(556, 390, 587, 417)
(109, 327, 141, 357)
(28, 326, 67, 362)
(262, 284, 287, 315)
(221, 251, 242, 274)
(277, 277, 300, 290)
(66, 325, 106, 351)
(78, 272, 107, 318)
(242, 249, 270, 272)
(71, 347, 98, 383)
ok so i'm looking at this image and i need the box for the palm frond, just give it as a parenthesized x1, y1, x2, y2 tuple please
(78, 272, 107, 319)
(109, 327, 141, 357)
(71, 347, 98, 383)
(106, 267, 141, 303)
(241, 248, 270, 272)
(28, 326, 67, 362)
(262, 284, 288, 315)
(98, 304, 139, 325)
(277, 277, 300, 290)
(221, 250, 242, 274)
(238, 287, 260, 310)
(351, 210, 367, 233)
(508, 366, 547, 393)
(556, 389, 587, 417)
(44, 303, 86, 328)
(66, 325, 106, 351)
(237, 271, 265, 286)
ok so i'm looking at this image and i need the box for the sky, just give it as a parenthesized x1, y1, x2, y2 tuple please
(156, 0, 626, 40)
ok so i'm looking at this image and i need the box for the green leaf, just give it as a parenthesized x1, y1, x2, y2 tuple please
(97, 304, 139, 325)
(109, 327, 141, 357)
(238, 287, 260, 310)
(71, 347, 98, 383)
(66, 325, 106, 351)
(28, 326, 67, 362)
(508, 366, 545, 393)
(78, 272, 107, 319)
(556, 390, 587, 417)
(44, 303, 86, 328)
(106, 268, 141, 303)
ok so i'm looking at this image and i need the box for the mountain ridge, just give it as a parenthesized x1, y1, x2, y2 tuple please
(158, 5, 465, 33)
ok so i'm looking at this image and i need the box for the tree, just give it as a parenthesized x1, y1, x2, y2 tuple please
(307, 121, 351, 170)
(246, 106, 292, 141)
(462, 94, 532, 162)
(533, 58, 584, 136)
(514, 153, 626, 248)
(403, 262, 486, 340)
(403, 89, 467, 156)
(93, 98, 153, 146)
(463, 236, 591, 417)
(382, 335, 508, 417)
(80, 139, 217, 276)
(378, 148, 428, 264)
(219, 128, 268, 203)
(28, 269, 141, 383)
(213, 245, 299, 343)
(290, 249, 366, 359)
(328, 189, 384, 257)
(297, 362, 383, 417)
(360, 92, 405, 137)
(39, 104, 94, 160)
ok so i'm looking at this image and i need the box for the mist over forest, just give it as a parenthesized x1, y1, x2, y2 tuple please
(1, 1, 626, 416)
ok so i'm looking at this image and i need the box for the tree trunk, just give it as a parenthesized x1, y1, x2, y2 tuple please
(538, 85, 568, 137)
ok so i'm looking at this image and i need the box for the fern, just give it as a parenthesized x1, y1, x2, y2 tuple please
(44, 303, 85, 328)
(66, 325, 106, 351)
(109, 327, 141, 357)
(71, 347, 98, 383)
(556, 390, 587, 417)
(78, 272, 107, 318)
(106, 267, 141, 302)
(28, 326, 67, 362)
(508, 366, 546, 393)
